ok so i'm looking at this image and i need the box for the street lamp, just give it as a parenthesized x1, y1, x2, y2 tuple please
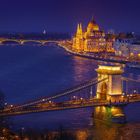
(90, 86, 93, 98)
(49, 101, 52, 104)
(21, 127, 25, 138)
(42, 99, 45, 102)
(133, 90, 137, 94)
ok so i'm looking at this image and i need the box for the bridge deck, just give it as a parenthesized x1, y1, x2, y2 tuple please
(0, 102, 125, 117)
(0, 96, 139, 117)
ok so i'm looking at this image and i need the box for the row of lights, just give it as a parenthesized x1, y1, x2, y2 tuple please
(121, 89, 138, 98)
(4, 89, 138, 109)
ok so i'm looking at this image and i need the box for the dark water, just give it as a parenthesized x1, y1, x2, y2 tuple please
(0, 45, 140, 139)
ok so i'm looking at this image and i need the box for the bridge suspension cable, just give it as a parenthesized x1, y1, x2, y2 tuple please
(7, 77, 107, 110)
(122, 77, 140, 82)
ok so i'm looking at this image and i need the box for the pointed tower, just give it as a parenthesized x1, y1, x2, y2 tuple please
(72, 23, 84, 52)
(76, 23, 79, 37)
(79, 23, 83, 34)
(91, 16, 96, 24)
(76, 23, 83, 38)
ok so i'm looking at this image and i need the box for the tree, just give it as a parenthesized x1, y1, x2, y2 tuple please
(0, 90, 5, 110)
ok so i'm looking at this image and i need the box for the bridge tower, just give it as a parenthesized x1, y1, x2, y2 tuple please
(96, 65, 124, 101)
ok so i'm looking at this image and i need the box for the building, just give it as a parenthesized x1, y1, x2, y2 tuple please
(72, 18, 115, 53)
(115, 43, 140, 59)
(113, 33, 140, 58)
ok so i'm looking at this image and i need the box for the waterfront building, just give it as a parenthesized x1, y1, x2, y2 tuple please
(72, 18, 115, 53)
(114, 37, 140, 59)
(113, 32, 137, 57)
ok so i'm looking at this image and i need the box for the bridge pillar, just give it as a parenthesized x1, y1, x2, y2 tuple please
(96, 65, 124, 101)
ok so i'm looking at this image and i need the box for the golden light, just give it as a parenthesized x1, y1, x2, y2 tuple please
(72, 18, 115, 53)
(98, 65, 121, 71)
(76, 130, 88, 140)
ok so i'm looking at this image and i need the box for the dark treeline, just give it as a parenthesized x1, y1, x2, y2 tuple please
(0, 127, 79, 140)
(0, 90, 9, 128)
(17, 128, 77, 140)
(0, 90, 11, 139)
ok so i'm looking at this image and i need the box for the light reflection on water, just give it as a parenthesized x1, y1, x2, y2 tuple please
(0, 45, 139, 139)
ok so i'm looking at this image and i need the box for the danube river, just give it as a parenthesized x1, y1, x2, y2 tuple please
(0, 44, 140, 139)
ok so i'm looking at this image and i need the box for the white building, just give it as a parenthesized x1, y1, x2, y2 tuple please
(113, 37, 140, 58)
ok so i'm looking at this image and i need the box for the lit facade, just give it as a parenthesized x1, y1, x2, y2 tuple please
(72, 18, 115, 53)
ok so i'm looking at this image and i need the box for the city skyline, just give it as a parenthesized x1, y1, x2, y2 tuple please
(0, 1, 140, 138)
(0, 0, 140, 34)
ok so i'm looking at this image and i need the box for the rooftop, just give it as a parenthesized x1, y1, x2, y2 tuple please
(96, 65, 124, 75)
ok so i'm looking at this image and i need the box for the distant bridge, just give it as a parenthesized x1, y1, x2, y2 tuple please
(0, 38, 60, 45)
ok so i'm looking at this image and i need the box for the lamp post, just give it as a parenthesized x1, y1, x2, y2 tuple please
(90, 86, 93, 99)
(21, 127, 24, 139)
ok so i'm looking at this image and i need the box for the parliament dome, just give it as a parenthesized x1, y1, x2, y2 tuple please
(87, 18, 99, 31)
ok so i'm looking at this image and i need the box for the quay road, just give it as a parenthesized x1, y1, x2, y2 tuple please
(0, 94, 140, 117)
(58, 42, 140, 65)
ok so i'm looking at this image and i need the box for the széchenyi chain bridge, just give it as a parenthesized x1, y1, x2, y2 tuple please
(0, 64, 140, 117)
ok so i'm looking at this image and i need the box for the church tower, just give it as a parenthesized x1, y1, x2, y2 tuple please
(72, 23, 84, 52)
(76, 23, 83, 39)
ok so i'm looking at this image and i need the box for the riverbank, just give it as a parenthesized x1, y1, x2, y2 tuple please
(58, 42, 140, 66)
(1, 122, 140, 140)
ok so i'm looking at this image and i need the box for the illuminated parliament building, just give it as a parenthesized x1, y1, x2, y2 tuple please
(72, 18, 115, 53)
